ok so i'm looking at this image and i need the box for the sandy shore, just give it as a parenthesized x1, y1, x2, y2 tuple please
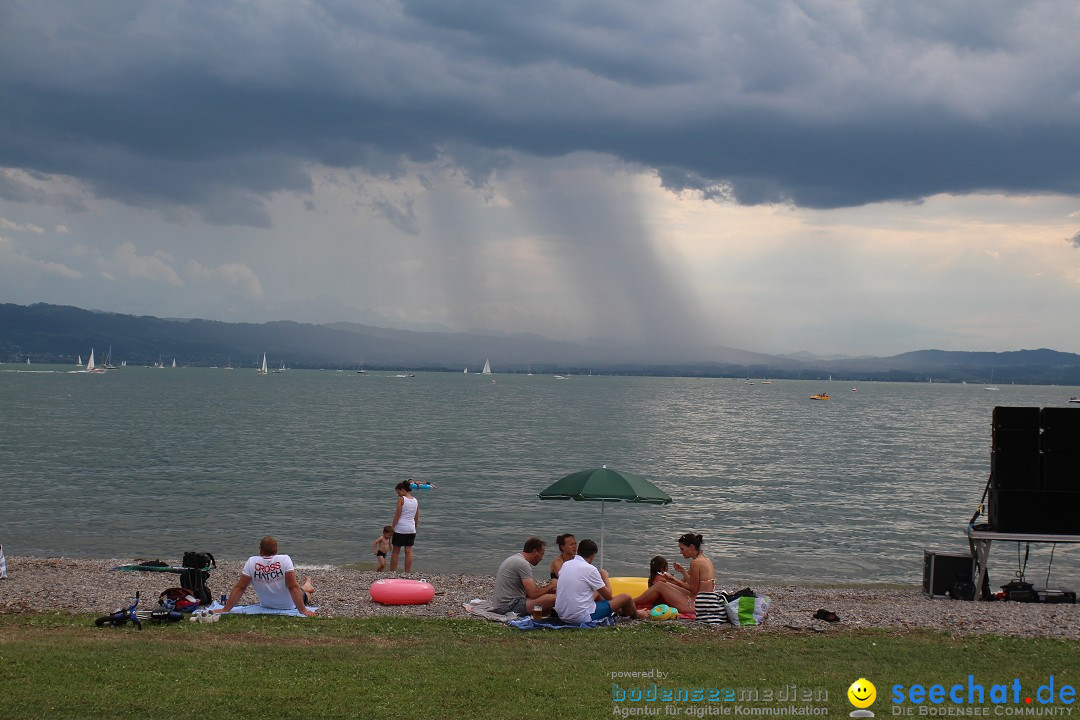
(2, 556, 1079, 638)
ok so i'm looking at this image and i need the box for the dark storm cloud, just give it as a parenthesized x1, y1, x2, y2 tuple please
(1070, 231, 1080, 248)
(2, 0, 1079, 225)
(371, 193, 420, 236)
(0, 171, 86, 212)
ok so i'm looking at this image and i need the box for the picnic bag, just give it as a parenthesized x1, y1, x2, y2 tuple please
(159, 587, 202, 612)
(693, 591, 727, 624)
(723, 594, 771, 626)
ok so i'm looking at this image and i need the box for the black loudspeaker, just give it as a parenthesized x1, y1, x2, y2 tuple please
(991, 452, 1042, 489)
(993, 428, 1041, 452)
(1039, 406, 1080, 491)
(1042, 454, 1080, 491)
(987, 407, 1080, 535)
(923, 551, 975, 598)
(994, 406, 1041, 430)
(989, 490, 1080, 534)
(1041, 407, 1080, 432)
(1041, 408, 1080, 452)
(991, 407, 1043, 490)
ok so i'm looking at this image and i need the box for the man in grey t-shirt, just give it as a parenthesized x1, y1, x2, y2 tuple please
(491, 537, 558, 615)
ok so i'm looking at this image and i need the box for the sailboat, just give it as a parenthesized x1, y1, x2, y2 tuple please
(258, 353, 268, 375)
(224, 357, 233, 370)
(172, 358, 176, 368)
(273, 361, 285, 373)
(463, 367, 468, 374)
(985, 369, 999, 391)
(103, 346, 117, 369)
(481, 359, 492, 375)
(76, 355, 82, 367)
(86, 349, 106, 374)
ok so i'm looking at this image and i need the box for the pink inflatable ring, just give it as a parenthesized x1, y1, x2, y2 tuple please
(369, 578, 436, 605)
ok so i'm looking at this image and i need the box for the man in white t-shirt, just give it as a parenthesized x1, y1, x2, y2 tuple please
(554, 539, 643, 623)
(215, 536, 317, 616)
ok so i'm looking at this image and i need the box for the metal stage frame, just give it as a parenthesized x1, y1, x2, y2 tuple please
(966, 528, 1080, 601)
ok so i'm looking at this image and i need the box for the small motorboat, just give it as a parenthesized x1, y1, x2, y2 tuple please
(1069, 397, 1080, 404)
(810, 393, 830, 401)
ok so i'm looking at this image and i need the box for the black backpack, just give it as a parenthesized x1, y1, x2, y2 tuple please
(947, 575, 975, 601)
(179, 552, 216, 606)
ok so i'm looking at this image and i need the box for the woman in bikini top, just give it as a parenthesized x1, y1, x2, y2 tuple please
(549, 533, 577, 579)
(666, 533, 715, 595)
(632, 532, 715, 615)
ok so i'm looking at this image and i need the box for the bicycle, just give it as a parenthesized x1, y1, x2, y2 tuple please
(94, 591, 184, 629)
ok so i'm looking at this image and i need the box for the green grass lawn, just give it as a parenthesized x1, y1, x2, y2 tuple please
(1, 614, 1077, 719)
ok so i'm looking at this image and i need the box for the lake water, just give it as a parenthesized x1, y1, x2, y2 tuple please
(2, 366, 1079, 588)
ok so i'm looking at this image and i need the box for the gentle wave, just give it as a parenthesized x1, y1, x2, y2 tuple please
(1, 368, 1078, 588)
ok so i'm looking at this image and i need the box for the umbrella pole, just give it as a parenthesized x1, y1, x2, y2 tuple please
(600, 499, 605, 571)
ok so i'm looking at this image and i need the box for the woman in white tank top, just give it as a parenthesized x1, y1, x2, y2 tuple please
(390, 481, 420, 572)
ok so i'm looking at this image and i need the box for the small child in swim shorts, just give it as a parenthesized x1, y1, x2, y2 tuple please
(373, 525, 393, 571)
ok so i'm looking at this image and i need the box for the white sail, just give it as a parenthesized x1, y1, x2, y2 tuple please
(85, 349, 105, 372)
(463, 367, 468, 373)
(77, 355, 82, 366)
(258, 353, 268, 375)
(172, 357, 176, 368)
(481, 359, 492, 374)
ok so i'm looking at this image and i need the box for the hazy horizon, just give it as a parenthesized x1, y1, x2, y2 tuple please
(9, 300, 1080, 367)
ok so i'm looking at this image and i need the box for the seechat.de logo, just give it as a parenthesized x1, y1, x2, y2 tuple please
(849, 678, 877, 718)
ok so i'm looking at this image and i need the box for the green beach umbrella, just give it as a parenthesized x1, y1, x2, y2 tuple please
(538, 465, 672, 569)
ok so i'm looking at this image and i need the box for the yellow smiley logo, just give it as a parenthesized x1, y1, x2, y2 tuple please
(848, 678, 876, 709)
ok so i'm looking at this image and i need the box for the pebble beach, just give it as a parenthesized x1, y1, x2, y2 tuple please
(3, 556, 1080, 638)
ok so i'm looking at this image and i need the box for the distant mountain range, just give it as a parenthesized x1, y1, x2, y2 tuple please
(2, 302, 1080, 384)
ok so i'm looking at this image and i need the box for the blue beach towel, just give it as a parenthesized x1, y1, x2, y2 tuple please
(210, 602, 318, 617)
(507, 616, 616, 630)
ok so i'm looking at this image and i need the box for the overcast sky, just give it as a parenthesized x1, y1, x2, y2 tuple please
(2, 0, 1079, 357)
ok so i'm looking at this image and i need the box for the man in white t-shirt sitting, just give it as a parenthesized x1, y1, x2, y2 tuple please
(216, 536, 317, 616)
(554, 539, 643, 623)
